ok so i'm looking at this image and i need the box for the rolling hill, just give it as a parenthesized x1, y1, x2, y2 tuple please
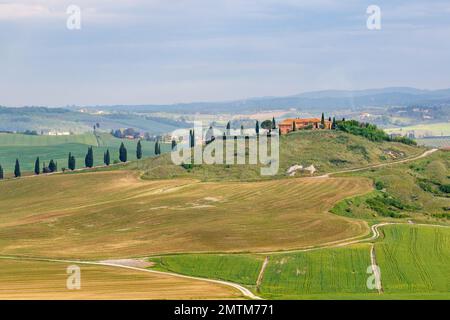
(0, 132, 170, 173)
(127, 130, 423, 181)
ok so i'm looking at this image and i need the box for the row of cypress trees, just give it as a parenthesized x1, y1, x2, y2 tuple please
(0, 139, 157, 179)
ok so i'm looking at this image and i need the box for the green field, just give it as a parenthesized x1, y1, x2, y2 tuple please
(151, 254, 264, 286)
(0, 132, 170, 173)
(376, 225, 450, 294)
(149, 225, 450, 299)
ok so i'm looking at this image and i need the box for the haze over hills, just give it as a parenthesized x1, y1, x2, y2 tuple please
(1, 87, 448, 134)
(72, 87, 450, 114)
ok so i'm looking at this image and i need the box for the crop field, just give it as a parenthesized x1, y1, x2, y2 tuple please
(150, 225, 450, 299)
(259, 245, 373, 299)
(0, 258, 241, 300)
(0, 171, 371, 259)
(151, 254, 264, 286)
(0, 132, 169, 173)
(375, 224, 450, 294)
(416, 137, 450, 148)
(385, 122, 450, 137)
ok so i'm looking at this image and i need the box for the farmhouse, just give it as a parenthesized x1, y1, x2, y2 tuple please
(279, 118, 332, 134)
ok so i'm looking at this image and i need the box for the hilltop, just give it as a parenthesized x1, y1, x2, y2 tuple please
(126, 130, 424, 181)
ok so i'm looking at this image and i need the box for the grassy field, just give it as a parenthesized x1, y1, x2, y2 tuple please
(125, 130, 423, 182)
(331, 151, 450, 223)
(150, 225, 450, 299)
(0, 132, 170, 173)
(0, 171, 372, 259)
(151, 254, 264, 287)
(375, 224, 450, 294)
(0, 258, 241, 299)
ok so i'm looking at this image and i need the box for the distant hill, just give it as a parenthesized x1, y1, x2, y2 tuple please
(77, 87, 450, 114)
(0, 106, 189, 134)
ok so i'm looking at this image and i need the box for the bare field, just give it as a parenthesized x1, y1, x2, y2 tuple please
(0, 171, 372, 259)
(0, 258, 242, 300)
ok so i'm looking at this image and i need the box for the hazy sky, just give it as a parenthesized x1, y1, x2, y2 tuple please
(1, 0, 449, 106)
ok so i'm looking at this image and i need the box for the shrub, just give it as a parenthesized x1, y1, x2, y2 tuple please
(375, 180, 385, 190)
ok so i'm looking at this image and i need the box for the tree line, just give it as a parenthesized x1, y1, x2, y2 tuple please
(0, 139, 166, 179)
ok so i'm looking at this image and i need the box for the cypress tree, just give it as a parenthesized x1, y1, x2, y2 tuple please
(332, 117, 337, 130)
(68, 153, 72, 170)
(226, 121, 231, 135)
(171, 139, 177, 150)
(104, 149, 110, 166)
(255, 120, 260, 136)
(70, 155, 76, 170)
(119, 143, 127, 162)
(136, 140, 143, 159)
(0, 164, 3, 180)
(34, 157, 40, 175)
(272, 117, 276, 129)
(321, 112, 325, 126)
(292, 121, 296, 131)
(85, 147, 94, 167)
(189, 130, 195, 148)
(14, 159, 21, 178)
(49, 159, 56, 172)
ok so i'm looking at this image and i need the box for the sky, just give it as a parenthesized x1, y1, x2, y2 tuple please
(1, 0, 450, 107)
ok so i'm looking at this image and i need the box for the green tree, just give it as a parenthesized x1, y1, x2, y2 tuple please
(119, 143, 127, 162)
(189, 130, 195, 148)
(171, 139, 177, 150)
(70, 154, 76, 170)
(136, 140, 143, 159)
(226, 121, 231, 135)
(34, 157, 40, 175)
(0, 164, 4, 180)
(104, 149, 111, 166)
(321, 113, 325, 126)
(85, 147, 94, 167)
(68, 152, 72, 170)
(261, 120, 272, 130)
(332, 117, 337, 130)
(255, 120, 260, 136)
(14, 159, 21, 178)
(272, 117, 276, 129)
(292, 121, 296, 131)
(48, 159, 57, 172)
